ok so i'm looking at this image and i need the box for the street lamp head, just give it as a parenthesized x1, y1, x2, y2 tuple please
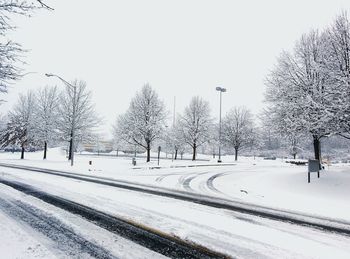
(216, 87, 227, 92)
(45, 73, 54, 77)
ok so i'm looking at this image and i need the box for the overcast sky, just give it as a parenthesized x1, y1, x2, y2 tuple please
(2, 0, 350, 137)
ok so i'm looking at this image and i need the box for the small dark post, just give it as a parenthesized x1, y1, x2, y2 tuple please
(308, 171, 310, 183)
(157, 146, 161, 166)
(43, 141, 47, 160)
(21, 146, 25, 159)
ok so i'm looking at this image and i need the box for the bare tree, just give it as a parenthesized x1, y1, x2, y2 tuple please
(0, 91, 37, 158)
(177, 96, 212, 161)
(222, 107, 256, 161)
(168, 124, 186, 160)
(35, 86, 60, 159)
(112, 123, 124, 156)
(115, 84, 166, 162)
(0, 1, 52, 96)
(57, 80, 99, 161)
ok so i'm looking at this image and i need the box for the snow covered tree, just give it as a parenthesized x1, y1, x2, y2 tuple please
(0, 91, 37, 158)
(170, 123, 186, 160)
(0, 1, 51, 97)
(265, 30, 335, 161)
(35, 86, 60, 159)
(111, 123, 125, 156)
(0, 114, 6, 132)
(57, 79, 99, 160)
(258, 109, 282, 151)
(325, 12, 350, 139)
(177, 96, 212, 160)
(264, 12, 350, 161)
(222, 106, 256, 161)
(115, 84, 166, 162)
(284, 133, 306, 159)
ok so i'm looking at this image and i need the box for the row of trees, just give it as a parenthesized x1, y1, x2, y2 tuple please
(113, 84, 257, 162)
(0, 80, 98, 159)
(265, 12, 350, 161)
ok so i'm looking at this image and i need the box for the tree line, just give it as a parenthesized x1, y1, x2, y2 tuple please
(113, 84, 257, 162)
(0, 81, 98, 159)
(1, 83, 259, 163)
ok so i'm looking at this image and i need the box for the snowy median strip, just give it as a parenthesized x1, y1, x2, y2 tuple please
(132, 163, 237, 170)
(1, 162, 350, 236)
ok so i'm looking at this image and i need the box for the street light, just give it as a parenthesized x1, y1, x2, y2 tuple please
(46, 73, 77, 166)
(216, 86, 226, 163)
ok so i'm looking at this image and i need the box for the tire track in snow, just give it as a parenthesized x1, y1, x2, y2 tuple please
(206, 172, 231, 195)
(155, 171, 187, 183)
(178, 171, 210, 192)
(0, 179, 230, 259)
(0, 197, 117, 259)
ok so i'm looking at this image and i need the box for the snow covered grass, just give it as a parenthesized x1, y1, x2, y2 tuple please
(1, 147, 350, 222)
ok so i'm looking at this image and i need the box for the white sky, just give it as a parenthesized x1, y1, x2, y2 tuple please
(2, 0, 350, 137)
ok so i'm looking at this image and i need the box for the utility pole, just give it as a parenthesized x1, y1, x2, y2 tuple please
(46, 73, 77, 166)
(216, 87, 226, 163)
(71, 84, 76, 166)
(172, 96, 176, 162)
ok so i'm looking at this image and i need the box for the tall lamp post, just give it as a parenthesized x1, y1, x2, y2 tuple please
(45, 73, 77, 166)
(216, 87, 226, 163)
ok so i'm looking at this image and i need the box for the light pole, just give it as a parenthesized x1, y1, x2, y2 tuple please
(45, 73, 77, 166)
(216, 86, 226, 163)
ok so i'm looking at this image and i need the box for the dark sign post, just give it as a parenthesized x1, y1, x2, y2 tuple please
(157, 146, 161, 166)
(308, 159, 320, 183)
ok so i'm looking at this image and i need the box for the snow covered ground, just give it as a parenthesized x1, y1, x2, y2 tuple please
(1, 148, 350, 222)
(1, 148, 350, 258)
(1, 167, 350, 258)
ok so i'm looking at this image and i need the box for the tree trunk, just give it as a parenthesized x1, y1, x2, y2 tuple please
(146, 142, 151, 162)
(116, 150, 119, 157)
(68, 134, 73, 161)
(174, 149, 178, 160)
(234, 147, 238, 161)
(313, 135, 320, 161)
(293, 153, 296, 159)
(192, 143, 196, 161)
(21, 145, 25, 159)
(43, 141, 47, 160)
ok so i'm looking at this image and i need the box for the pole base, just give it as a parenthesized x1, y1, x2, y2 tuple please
(217, 159, 222, 163)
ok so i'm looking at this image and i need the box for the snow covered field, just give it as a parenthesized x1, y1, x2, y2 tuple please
(1, 148, 350, 258)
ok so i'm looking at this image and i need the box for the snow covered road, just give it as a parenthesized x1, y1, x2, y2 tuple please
(0, 183, 174, 259)
(1, 166, 350, 258)
(0, 194, 116, 258)
(1, 163, 350, 235)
